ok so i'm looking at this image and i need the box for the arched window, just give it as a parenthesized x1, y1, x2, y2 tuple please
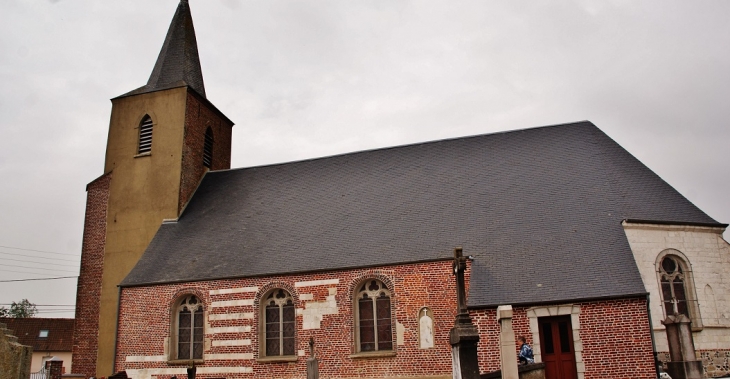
(262, 289, 296, 357)
(174, 295, 204, 360)
(203, 127, 213, 168)
(355, 279, 392, 352)
(657, 251, 702, 329)
(138, 115, 153, 154)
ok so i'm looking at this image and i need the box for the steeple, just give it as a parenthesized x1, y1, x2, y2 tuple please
(122, 0, 206, 98)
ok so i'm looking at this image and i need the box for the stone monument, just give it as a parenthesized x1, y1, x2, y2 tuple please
(662, 313, 702, 379)
(450, 247, 481, 379)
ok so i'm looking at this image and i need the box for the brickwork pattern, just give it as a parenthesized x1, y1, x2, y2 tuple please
(115, 261, 456, 379)
(179, 91, 233, 214)
(71, 173, 112, 378)
(472, 298, 655, 379)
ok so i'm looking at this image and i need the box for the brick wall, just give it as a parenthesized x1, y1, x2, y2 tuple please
(179, 91, 233, 214)
(472, 298, 656, 379)
(72, 172, 112, 378)
(115, 260, 457, 379)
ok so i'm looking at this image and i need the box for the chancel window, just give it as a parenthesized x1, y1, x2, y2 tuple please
(203, 127, 213, 168)
(138, 115, 153, 154)
(660, 256, 688, 317)
(657, 252, 702, 329)
(176, 295, 204, 360)
(356, 280, 392, 352)
(263, 289, 296, 357)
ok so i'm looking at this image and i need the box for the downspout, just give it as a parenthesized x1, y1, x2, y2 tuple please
(646, 293, 660, 379)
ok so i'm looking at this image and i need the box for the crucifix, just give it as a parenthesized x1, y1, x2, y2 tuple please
(453, 247, 471, 325)
(449, 247, 480, 379)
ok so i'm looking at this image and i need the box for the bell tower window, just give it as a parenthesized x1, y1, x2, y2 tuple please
(138, 115, 154, 154)
(203, 127, 213, 168)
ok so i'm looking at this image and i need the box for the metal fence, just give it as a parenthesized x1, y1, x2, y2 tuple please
(29, 367, 47, 379)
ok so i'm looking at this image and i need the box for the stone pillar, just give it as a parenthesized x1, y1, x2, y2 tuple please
(46, 357, 64, 379)
(662, 314, 702, 379)
(307, 337, 319, 379)
(497, 305, 519, 379)
(450, 247, 481, 379)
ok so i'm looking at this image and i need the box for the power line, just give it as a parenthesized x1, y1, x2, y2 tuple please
(0, 251, 80, 263)
(1, 264, 79, 274)
(0, 275, 78, 283)
(2, 257, 80, 269)
(0, 304, 75, 307)
(0, 245, 80, 257)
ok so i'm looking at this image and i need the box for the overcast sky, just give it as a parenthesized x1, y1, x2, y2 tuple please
(0, 0, 728, 318)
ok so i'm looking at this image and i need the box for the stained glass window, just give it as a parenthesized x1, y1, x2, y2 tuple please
(263, 289, 296, 356)
(177, 295, 204, 360)
(356, 280, 392, 352)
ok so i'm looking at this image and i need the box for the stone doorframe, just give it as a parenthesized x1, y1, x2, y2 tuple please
(526, 304, 584, 379)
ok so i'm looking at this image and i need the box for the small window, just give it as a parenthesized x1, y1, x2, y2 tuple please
(38, 330, 49, 338)
(203, 127, 214, 168)
(174, 295, 204, 360)
(138, 115, 153, 154)
(262, 289, 296, 357)
(355, 280, 392, 352)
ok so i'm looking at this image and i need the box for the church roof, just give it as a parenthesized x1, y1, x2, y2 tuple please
(118, 0, 206, 99)
(121, 121, 721, 308)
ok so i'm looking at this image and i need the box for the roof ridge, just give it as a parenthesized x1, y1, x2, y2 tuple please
(209, 120, 595, 174)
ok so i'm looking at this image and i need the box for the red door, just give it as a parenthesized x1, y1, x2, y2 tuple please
(539, 316, 578, 379)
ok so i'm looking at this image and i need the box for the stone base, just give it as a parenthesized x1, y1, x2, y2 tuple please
(666, 360, 703, 379)
(481, 363, 545, 379)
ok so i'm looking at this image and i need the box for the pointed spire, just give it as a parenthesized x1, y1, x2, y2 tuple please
(122, 0, 206, 98)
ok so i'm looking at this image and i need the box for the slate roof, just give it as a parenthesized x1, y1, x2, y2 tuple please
(119, 0, 206, 99)
(121, 121, 721, 308)
(0, 318, 74, 352)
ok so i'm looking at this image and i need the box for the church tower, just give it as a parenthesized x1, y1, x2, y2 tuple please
(72, 1, 234, 376)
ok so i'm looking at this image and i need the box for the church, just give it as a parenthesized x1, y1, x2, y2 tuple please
(71, 2, 730, 379)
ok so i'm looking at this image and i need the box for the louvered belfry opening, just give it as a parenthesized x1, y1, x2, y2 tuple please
(138, 115, 153, 154)
(203, 127, 213, 167)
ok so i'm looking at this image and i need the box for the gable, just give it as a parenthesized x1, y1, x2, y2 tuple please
(121, 121, 719, 307)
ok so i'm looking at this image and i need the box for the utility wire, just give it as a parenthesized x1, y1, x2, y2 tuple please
(0, 275, 78, 283)
(0, 251, 80, 263)
(1, 264, 78, 273)
(0, 304, 75, 306)
(2, 257, 80, 269)
(0, 245, 80, 257)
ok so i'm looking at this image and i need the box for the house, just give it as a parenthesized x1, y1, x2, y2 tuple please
(1, 317, 74, 374)
(71, 1, 730, 379)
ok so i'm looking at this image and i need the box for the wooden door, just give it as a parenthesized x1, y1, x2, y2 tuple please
(539, 316, 578, 379)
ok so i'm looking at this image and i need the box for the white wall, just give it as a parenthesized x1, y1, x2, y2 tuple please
(624, 222, 730, 352)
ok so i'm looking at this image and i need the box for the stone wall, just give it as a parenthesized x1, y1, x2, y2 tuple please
(115, 260, 456, 379)
(1, 321, 33, 379)
(624, 221, 730, 378)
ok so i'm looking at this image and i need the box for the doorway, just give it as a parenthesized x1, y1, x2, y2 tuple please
(538, 315, 578, 379)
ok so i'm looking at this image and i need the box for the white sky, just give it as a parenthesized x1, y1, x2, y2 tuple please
(0, 0, 728, 318)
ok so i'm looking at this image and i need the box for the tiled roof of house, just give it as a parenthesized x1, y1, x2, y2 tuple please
(121, 121, 721, 307)
(0, 318, 74, 352)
